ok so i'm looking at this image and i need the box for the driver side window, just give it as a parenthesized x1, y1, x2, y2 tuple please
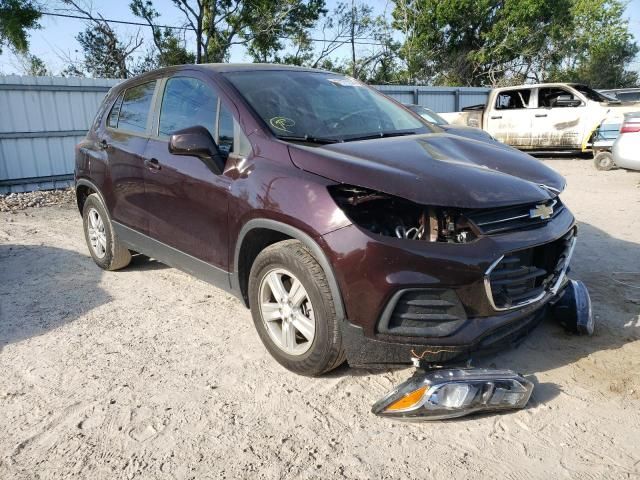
(538, 88, 580, 108)
(159, 77, 218, 138)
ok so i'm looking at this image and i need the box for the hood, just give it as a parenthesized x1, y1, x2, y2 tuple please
(439, 124, 495, 143)
(288, 133, 566, 209)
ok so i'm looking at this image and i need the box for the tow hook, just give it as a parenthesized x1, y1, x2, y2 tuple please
(372, 279, 594, 421)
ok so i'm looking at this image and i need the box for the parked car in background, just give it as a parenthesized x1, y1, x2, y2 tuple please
(404, 104, 496, 142)
(441, 83, 640, 151)
(608, 112, 640, 171)
(76, 64, 580, 378)
(600, 88, 640, 103)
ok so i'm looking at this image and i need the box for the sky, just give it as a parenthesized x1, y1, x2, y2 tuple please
(0, 0, 639, 78)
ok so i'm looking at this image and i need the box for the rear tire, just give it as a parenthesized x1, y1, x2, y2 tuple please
(248, 240, 345, 376)
(82, 193, 131, 271)
(593, 151, 615, 171)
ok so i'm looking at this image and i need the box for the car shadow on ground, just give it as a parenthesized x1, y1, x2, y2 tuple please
(126, 253, 170, 271)
(0, 244, 112, 351)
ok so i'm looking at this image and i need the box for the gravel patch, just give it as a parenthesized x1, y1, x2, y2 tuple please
(0, 188, 75, 213)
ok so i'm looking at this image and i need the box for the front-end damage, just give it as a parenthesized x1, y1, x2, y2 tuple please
(323, 183, 594, 421)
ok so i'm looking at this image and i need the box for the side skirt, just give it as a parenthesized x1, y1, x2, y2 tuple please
(112, 222, 237, 296)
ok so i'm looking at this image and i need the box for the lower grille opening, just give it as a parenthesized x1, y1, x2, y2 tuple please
(378, 289, 467, 337)
(487, 229, 575, 310)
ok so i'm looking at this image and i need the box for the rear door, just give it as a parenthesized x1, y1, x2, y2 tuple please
(532, 86, 585, 149)
(101, 80, 158, 233)
(485, 88, 533, 147)
(141, 73, 246, 270)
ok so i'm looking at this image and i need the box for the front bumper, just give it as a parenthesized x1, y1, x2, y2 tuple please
(321, 205, 576, 367)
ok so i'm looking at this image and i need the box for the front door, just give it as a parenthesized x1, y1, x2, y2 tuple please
(486, 88, 533, 147)
(532, 86, 585, 149)
(101, 80, 157, 233)
(141, 75, 233, 270)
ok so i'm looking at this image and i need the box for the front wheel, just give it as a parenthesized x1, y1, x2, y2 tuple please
(248, 240, 345, 376)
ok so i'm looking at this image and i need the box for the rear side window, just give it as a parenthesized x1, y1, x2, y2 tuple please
(159, 77, 218, 138)
(114, 81, 157, 133)
(495, 89, 531, 110)
(107, 94, 123, 129)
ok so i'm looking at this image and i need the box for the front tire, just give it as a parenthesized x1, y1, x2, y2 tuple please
(248, 240, 345, 376)
(82, 193, 131, 270)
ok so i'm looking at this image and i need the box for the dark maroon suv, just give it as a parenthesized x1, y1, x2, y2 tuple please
(75, 64, 576, 376)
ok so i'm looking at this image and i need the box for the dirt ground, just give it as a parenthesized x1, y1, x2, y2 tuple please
(1, 159, 639, 479)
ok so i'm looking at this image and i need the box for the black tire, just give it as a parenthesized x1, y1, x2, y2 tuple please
(593, 151, 615, 171)
(248, 239, 345, 376)
(82, 193, 131, 271)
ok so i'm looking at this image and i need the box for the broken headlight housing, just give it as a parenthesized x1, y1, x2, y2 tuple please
(372, 368, 533, 420)
(328, 185, 477, 243)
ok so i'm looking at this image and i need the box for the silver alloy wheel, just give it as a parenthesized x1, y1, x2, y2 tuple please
(87, 207, 107, 259)
(258, 268, 316, 356)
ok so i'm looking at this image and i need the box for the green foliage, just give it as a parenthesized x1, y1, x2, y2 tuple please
(25, 54, 48, 75)
(545, 0, 638, 88)
(0, 0, 41, 54)
(392, 0, 638, 88)
(130, 0, 195, 69)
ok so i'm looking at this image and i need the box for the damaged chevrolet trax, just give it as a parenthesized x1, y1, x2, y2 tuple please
(75, 64, 576, 376)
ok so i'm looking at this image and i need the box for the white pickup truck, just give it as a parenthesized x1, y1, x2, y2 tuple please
(440, 83, 640, 151)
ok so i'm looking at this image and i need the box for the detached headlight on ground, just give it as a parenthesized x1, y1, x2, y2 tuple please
(372, 368, 533, 420)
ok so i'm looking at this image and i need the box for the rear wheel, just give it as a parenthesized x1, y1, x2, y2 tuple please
(82, 194, 131, 270)
(248, 240, 345, 376)
(593, 151, 615, 171)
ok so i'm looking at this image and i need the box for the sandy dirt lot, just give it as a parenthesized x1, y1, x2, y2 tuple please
(1, 159, 639, 479)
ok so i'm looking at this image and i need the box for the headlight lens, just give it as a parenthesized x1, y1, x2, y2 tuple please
(328, 185, 477, 243)
(372, 368, 533, 420)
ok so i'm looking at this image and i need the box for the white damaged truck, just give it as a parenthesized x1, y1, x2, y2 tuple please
(440, 83, 640, 151)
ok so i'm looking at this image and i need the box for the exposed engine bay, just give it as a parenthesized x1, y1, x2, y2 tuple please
(329, 185, 477, 243)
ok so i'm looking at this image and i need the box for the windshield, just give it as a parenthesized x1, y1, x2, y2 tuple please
(223, 70, 430, 142)
(407, 105, 448, 125)
(573, 84, 613, 103)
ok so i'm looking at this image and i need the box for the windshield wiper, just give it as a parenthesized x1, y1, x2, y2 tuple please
(341, 131, 417, 142)
(275, 135, 340, 145)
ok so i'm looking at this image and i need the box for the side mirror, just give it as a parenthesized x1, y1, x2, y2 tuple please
(169, 125, 225, 174)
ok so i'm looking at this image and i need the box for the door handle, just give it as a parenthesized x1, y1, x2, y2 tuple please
(490, 115, 502, 120)
(535, 113, 548, 118)
(144, 158, 161, 171)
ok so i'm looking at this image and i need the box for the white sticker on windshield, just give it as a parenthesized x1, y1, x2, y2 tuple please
(328, 77, 362, 87)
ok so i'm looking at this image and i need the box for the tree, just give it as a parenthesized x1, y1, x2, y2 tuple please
(25, 54, 48, 75)
(159, 0, 325, 64)
(546, 0, 638, 88)
(392, 0, 572, 86)
(62, 0, 143, 78)
(130, 0, 195, 69)
(0, 0, 41, 54)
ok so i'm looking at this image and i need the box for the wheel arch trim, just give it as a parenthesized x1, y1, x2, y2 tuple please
(232, 219, 345, 321)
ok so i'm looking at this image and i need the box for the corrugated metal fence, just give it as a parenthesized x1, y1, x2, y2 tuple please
(0, 76, 490, 193)
(0, 76, 121, 193)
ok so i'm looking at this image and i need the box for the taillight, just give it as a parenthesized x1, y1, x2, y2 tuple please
(620, 120, 640, 134)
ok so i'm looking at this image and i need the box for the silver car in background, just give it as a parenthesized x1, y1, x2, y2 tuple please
(612, 112, 640, 171)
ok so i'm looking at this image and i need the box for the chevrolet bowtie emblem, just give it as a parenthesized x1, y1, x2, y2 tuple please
(529, 203, 554, 220)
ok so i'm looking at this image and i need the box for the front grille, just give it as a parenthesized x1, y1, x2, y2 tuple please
(379, 289, 467, 337)
(466, 198, 564, 235)
(486, 229, 576, 310)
